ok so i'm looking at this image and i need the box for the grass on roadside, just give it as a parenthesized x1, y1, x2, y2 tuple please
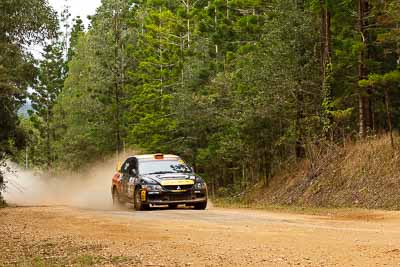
(212, 197, 391, 218)
(8, 254, 131, 267)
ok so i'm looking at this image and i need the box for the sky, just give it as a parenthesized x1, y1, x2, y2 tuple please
(49, 0, 102, 27)
(24, 0, 102, 101)
(29, 0, 101, 58)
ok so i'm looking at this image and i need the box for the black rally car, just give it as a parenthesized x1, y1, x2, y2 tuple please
(111, 154, 208, 210)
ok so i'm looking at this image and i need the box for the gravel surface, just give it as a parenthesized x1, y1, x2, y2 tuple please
(1, 205, 400, 266)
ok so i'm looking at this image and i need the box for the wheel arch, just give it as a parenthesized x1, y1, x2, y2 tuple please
(134, 183, 142, 192)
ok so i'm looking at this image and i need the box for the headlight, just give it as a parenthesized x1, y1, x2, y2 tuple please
(194, 182, 207, 190)
(143, 184, 162, 191)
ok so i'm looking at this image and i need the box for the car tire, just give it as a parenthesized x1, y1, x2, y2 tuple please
(194, 201, 207, 210)
(168, 204, 178, 209)
(134, 188, 149, 211)
(112, 188, 123, 208)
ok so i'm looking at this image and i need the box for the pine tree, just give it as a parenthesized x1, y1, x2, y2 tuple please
(22, 0, 400, 193)
(126, 1, 184, 151)
(52, 0, 133, 168)
(0, 0, 57, 199)
(30, 42, 65, 168)
(67, 16, 85, 68)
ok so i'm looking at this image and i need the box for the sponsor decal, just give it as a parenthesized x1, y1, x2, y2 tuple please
(141, 190, 146, 201)
(160, 180, 194, 186)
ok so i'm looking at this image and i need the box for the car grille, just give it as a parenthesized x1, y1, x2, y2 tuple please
(164, 184, 193, 191)
(167, 192, 192, 201)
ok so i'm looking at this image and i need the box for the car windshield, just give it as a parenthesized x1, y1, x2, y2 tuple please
(139, 160, 192, 175)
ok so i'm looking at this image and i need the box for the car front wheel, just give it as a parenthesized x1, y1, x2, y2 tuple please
(134, 188, 149, 211)
(194, 201, 207, 210)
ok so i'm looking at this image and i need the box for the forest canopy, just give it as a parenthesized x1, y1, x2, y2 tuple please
(2, 0, 400, 197)
(0, 0, 58, 202)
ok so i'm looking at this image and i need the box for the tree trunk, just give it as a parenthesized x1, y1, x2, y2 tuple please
(320, 0, 333, 136)
(321, 5, 332, 80)
(113, 7, 123, 155)
(295, 0, 306, 159)
(187, 4, 190, 48)
(384, 88, 394, 148)
(319, 0, 326, 76)
(46, 107, 51, 169)
(295, 85, 306, 159)
(358, 0, 372, 137)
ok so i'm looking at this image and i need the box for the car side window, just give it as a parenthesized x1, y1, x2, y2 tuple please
(127, 158, 138, 176)
(121, 158, 138, 176)
(121, 160, 130, 174)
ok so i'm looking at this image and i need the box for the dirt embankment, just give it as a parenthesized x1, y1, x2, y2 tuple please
(249, 135, 400, 209)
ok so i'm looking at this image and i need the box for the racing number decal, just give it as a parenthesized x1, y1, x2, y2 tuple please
(141, 190, 146, 201)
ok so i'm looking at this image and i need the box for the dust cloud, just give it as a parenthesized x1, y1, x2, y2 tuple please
(3, 158, 119, 210)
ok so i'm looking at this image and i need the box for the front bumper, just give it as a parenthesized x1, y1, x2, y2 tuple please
(145, 189, 207, 205)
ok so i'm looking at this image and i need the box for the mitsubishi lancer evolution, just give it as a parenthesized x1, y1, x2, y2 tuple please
(111, 154, 208, 210)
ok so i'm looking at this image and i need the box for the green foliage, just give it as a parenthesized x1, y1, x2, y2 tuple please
(53, 32, 115, 169)
(67, 16, 85, 62)
(359, 70, 400, 88)
(0, 0, 57, 195)
(126, 3, 182, 152)
(0, 0, 58, 45)
(7, 0, 400, 195)
(51, 0, 133, 169)
(29, 42, 65, 168)
(0, 0, 57, 149)
(65, 16, 85, 72)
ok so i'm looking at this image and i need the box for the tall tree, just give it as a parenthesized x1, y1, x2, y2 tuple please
(358, 0, 372, 136)
(66, 16, 85, 68)
(25, 0, 400, 195)
(30, 42, 65, 168)
(319, 0, 333, 137)
(126, 1, 183, 151)
(52, 0, 133, 168)
(0, 0, 57, 200)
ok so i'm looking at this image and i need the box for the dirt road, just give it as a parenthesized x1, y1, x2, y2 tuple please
(1, 205, 400, 266)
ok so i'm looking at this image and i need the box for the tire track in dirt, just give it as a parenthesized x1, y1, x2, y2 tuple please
(2, 205, 400, 266)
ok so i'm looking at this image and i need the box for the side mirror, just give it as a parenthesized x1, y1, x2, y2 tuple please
(130, 169, 137, 177)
